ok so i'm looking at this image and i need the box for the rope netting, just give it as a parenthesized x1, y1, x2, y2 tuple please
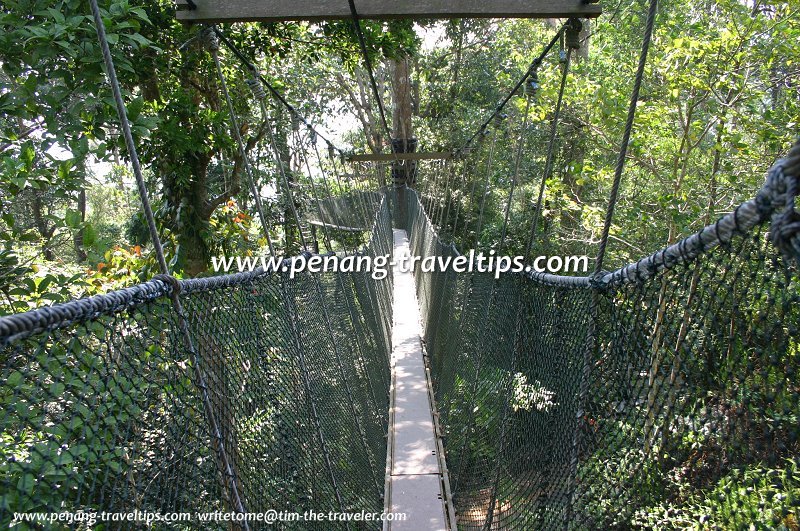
(306, 191, 385, 232)
(407, 150, 800, 528)
(0, 196, 393, 527)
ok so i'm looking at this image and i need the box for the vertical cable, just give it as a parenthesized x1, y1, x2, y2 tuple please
(210, 37, 276, 255)
(346, 0, 392, 142)
(593, 0, 659, 274)
(474, 129, 499, 249)
(450, 158, 470, 242)
(264, 105, 308, 251)
(88, 1, 249, 524)
(498, 95, 533, 255)
(525, 47, 573, 260)
(566, 2, 659, 527)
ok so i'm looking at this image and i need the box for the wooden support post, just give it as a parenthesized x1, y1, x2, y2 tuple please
(347, 152, 452, 162)
(176, 0, 602, 23)
(391, 139, 417, 229)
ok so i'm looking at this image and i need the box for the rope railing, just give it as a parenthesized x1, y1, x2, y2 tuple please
(3, 1, 799, 528)
(405, 137, 800, 528)
(0, 195, 394, 528)
(410, 137, 800, 289)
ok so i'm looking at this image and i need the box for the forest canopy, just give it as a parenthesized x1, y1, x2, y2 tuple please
(0, 0, 797, 313)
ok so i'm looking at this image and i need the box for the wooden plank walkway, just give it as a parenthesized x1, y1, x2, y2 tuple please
(384, 229, 452, 530)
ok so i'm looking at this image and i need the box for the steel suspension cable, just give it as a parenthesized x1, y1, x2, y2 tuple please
(456, 23, 567, 156)
(474, 128, 499, 249)
(88, 0, 249, 523)
(209, 34, 276, 255)
(435, 160, 449, 227)
(594, 0, 659, 275)
(441, 159, 456, 233)
(498, 95, 534, 255)
(487, 36, 580, 519)
(310, 137, 360, 256)
(566, 1, 659, 525)
(211, 26, 346, 156)
(276, 130, 384, 499)
(295, 130, 387, 431)
(450, 157, 470, 241)
(294, 130, 333, 250)
(430, 159, 442, 208)
(346, 0, 393, 143)
(455, 149, 479, 244)
(524, 44, 574, 261)
(263, 109, 308, 251)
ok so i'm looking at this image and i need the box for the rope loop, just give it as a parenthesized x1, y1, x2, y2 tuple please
(767, 139, 800, 262)
(245, 76, 267, 101)
(198, 26, 219, 53)
(566, 18, 583, 50)
(525, 71, 540, 99)
(588, 270, 610, 290)
(152, 274, 182, 297)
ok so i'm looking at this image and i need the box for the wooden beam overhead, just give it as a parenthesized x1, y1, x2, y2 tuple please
(346, 152, 452, 162)
(176, 0, 602, 24)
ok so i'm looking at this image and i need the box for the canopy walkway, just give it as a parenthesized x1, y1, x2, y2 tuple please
(2, 153, 799, 527)
(1, 0, 800, 529)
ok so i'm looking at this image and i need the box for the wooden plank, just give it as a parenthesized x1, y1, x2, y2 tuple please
(176, 0, 602, 23)
(347, 152, 452, 162)
(388, 475, 448, 530)
(385, 229, 451, 530)
(306, 219, 366, 231)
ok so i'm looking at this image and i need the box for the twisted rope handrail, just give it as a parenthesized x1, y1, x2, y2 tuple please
(0, 195, 389, 344)
(408, 138, 800, 290)
(0, 140, 796, 341)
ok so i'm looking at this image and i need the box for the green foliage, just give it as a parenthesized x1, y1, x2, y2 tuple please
(575, 421, 668, 527)
(418, 3, 799, 265)
(0, 337, 150, 519)
(632, 462, 800, 529)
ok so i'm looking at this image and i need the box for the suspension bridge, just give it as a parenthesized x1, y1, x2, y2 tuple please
(1, 0, 799, 529)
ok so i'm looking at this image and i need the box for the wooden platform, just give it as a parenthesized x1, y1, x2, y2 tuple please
(384, 229, 453, 530)
(176, 0, 602, 23)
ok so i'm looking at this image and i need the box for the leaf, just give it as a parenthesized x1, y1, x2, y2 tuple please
(35, 275, 53, 293)
(57, 162, 71, 181)
(6, 371, 24, 387)
(126, 33, 152, 49)
(83, 223, 97, 247)
(17, 474, 35, 495)
(130, 7, 152, 25)
(64, 209, 82, 229)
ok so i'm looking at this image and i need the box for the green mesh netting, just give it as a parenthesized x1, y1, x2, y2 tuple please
(407, 189, 799, 529)
(0, 197, 393, 529)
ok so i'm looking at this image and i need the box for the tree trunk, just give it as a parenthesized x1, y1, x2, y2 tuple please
(391, 54, 414, 143)
(31, 193, 56, 261)
(73, 188, 88, 263)
(390, 53, 415, 226)
(575, 19, 590, 62)
(177, 155, 214, 277)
